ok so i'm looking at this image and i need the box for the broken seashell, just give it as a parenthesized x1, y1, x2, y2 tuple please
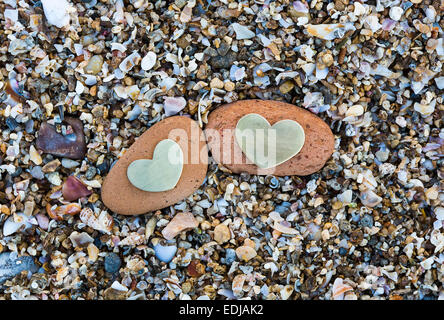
(4, 78, 29, 107)
(331, 278, 353, 300)
(268, 211, 284, 223)
(272, 221, 298, 235)
(29, 145, 42, 165)
(46, 203, 82, 221)
(235, 245, 257, 262)
(119, 51, 141, 73)
(79, 208, 114, 234)
(111, 42, 126, 52)
(69, 231, 94, 248)
(280, 285, 294, 300)
(232, 274, 246, 297)
(414, 101, 436, 117)
(231, 23, 255, 40)
(180, 5, 193, 23)
(141, 52, 156, 71)
(345, 105, 364, 117)
(163, 97, 186, 116)
(306, 23, 356, 40)
(119, 232, 145, 246)
(36, 118, 86, 160)
(360, 189, 382, 207)
(3, 213, 37, 236)
(338, 190, 353, 204)
(35, 214, 49, 230)
(84, 55, 103, 75)
(62, 176, 92, 201)
(230, 65, 246, 81)
(161, 212, 198, 240)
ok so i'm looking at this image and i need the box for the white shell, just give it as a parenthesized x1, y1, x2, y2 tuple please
(111, 281, 128, 292)
(111, 42, 127, 52)
(141, 52, 157, 71)
(163, 97, 186, 116)
(435, 76, 444, 90)
(436, 207, 444, 221)
(315, 65, 328, 80)
(79, 208, 113, 234)
(3, 213, 37, 236)
(114, 85, 128, 99)
(389, 6, 403, 21)
(119, 51, 141, 73)
(231, 23, 255, 40)
(41, 0, 71, 28)
(82, 74, 97, 86)
(338, 190, 353, 204)
(360, 189, 382, 207)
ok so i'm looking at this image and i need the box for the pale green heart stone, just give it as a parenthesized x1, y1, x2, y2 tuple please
(127, 139, 184, 192)
(235, 113, 305, 169)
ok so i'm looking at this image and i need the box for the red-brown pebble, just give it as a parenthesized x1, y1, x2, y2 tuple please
(101, 116, 208, 215)
(205, 100, 334, 176)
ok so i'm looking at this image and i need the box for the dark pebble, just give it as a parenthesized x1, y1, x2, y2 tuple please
(217, 41, 230, 56)
(203, 47, 218, 57)
(10, 167, 23, 178)
(93, 237, 103, 249)
(97, 159, 109, 175)
(275, 203, 291, 214)
(85, 166, 97, 180)
(5, 117, 19, 131)
(224, 248, 236, 265)
(209, 52, 237, 69)
(360, 214, 374, 228)
(0, 252, 38, 284)
(104, 253, 121, 273)
(339, 247, 348, 256)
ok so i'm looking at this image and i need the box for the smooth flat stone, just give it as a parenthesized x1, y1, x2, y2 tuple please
(101, 116, 208, 215)
(205, 100, 334, 176)
(0, 252, 38, 285)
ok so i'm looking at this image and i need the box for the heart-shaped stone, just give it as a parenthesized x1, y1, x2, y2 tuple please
(235, 113, 305, 169)
(127, 139, 184, 192)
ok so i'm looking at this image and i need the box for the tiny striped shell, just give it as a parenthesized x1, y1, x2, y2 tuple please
(119, 232, 145, 246)
(79, 208, 113, 234)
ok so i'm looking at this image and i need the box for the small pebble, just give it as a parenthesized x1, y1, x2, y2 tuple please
(84, 55, 104, 74)
(213, 224, 231, 244)
(104, 253, 121, 273)
(85, 167, 97, 180)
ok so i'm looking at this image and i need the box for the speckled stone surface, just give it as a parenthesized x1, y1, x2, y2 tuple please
(102, 116, 208, 215)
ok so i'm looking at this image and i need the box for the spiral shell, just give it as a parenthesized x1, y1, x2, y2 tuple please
(79, 208, 113, 234)
(119, 232, 145, 246)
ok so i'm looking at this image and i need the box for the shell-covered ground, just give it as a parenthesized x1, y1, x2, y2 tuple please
(0, 0, 443, 300)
